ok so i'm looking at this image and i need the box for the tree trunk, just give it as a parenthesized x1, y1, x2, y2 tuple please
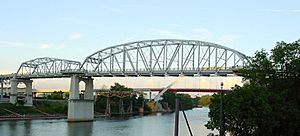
(119, 98, 124, 115)
(105, 96, 111, 116)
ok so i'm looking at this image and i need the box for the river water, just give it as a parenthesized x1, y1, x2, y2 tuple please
(0, 107, 217, 136)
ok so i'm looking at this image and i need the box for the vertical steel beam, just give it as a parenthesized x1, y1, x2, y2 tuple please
(197, 44, 201, 71)
(174, 98, 180, 136)
(150, 45, 153, 72)
(225, 50, 227, 69)
(163, 44, 166, 70)
(208, 46, 211, 69)
(136, 45, 139, 72)
(192, 45, 195, 70)
(123, 46, 126, 73)
(110, 48, 113, 72)
(181, 44, 183, 72)
(215, 48, 218, 69)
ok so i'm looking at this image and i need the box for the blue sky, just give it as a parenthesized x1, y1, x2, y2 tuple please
(1, 0, 300, 73)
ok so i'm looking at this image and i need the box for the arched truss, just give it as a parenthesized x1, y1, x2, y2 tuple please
(16, 57, 81, 78)
(81, 39, 249, 77)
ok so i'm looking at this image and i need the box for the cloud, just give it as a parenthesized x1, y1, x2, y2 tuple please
(38, 43, 66, 50)
(38, 44, 51, 49)
(70, 32, 83, 40)
(0, 40, 67, 50)
(217, 35, 241, 45)
(292, 9, 300, 12)
(193, 28, 213, 41)
(149, 27, 240, 45)
(260, 9, 283, 12)
(0, 41, 25, 47)
(120, 34, 138, 43)
(121, 4, 143, 8)
(259, 9, 300, 13)
(169, 23, 184, 28)
(104, 7, 122, 12)
(0, 70, 15, 74)
(154, 29, 187, 39)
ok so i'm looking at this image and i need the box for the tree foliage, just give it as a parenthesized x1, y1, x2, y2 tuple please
(198, 95, 213, 106)
(161, 92, 197, 110)
(207, 39, 300, 135)
(47, 91, 64, 99)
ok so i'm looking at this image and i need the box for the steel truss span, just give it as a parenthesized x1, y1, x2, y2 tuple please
(81, 39, 248, 77)
(16, 57, 81, 78)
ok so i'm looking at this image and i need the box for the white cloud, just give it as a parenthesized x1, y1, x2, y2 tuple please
(70, 32, 83, 40)
(155, 29, 187, 39)
(120, 34, 138, 43)
(0, 41, 25, 47)
(217, 35, 241, 45)
(149, 28, 240, 45)
(260, 9, 284, 12)
(292, 9, 300, 12)
(170, 23, 184, 28)
(0, 40, 66, 50)
(121, 5, 143, 8)
(104, 7, 122, 12)
(0, 70, 15, 74)
(260, 9, 300, 13)
(193, 28, 213, 41)
(38, 44, 51, 49)
(38, 43, 66, 50)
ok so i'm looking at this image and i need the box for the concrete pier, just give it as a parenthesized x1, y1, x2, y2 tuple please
(68, 75, 94, 122)
(9, 79, 33, 106)
(68, 99, 94, 122)
(9, 79, 18, 104)
(24, 80, 33, 106)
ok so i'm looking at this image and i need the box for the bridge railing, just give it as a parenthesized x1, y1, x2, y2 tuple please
(88, 66, 240, 72)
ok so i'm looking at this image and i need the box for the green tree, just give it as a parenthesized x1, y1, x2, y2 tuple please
(47, 91, 64, 99)
(198, 95, 212, 106)
(207, 39, 300, 135)
(161, 91, 176, 109)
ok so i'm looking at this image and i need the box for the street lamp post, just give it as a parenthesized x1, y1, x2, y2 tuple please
(220, 82, 224, 136)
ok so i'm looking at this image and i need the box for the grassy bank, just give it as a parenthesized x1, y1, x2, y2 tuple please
(0, 100, 68, 117)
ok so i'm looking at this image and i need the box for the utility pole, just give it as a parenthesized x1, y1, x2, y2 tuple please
(174, 98, 180, 136)
(219, 82, 224, 136)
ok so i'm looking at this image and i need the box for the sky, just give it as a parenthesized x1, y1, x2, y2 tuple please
(0, 0, 299, 89)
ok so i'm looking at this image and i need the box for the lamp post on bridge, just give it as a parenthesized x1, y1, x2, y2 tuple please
(219, 82, 224, 136)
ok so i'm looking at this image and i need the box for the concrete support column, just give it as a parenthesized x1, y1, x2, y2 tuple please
(24, 80, 33, 106)
(84, 77, 94, 100)
(69, 75, 80, 99)
(1, 80, 3, 99)
(68, 75, 94, 122)
(9, 80, 18, 104)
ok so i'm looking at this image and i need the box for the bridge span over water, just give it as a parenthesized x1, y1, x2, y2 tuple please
(0, 39, 248, 121)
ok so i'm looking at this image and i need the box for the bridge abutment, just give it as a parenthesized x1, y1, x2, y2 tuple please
(68, 75, 94, 122)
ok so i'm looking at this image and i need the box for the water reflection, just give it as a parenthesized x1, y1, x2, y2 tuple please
(68, 122, 93, 136)
(24, 120, 32, 136)
(0, 108, 216, 136)
(8, 121, 17, 136)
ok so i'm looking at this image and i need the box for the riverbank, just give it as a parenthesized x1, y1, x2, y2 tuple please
(0, 101, 174, 121)
(0, 101, 69, 121)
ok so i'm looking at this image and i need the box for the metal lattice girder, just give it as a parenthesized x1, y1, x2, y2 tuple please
(81, 39, 249, 77)
(16, 57, 81, 78)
